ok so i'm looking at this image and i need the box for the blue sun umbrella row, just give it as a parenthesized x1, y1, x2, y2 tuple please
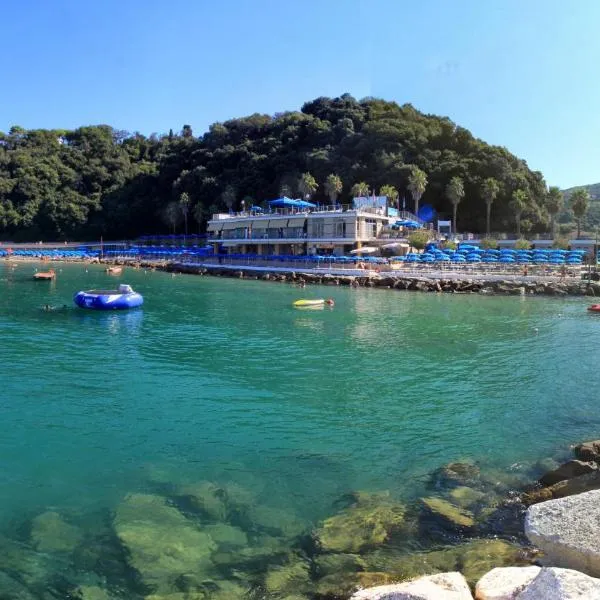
(395, 246, 586, 264)
(0, 248, 100, 259)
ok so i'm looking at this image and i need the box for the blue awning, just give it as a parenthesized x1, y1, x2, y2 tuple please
(268, 197, 316, 208)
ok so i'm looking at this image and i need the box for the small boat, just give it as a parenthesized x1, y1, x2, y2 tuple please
(33, 269, 56, 280)
(588, 304, 600, 313)
(74, 284, 143, 310)
(106, 266, 123, 275)
(293, 298, 334, 308)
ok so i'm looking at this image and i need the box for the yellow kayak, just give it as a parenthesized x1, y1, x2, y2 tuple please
(293, 298, 335, 308)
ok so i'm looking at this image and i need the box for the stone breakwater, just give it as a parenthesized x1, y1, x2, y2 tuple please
(164, 262, 600, 297)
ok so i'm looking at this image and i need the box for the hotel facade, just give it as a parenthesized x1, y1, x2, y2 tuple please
(207, 197, 419, 256)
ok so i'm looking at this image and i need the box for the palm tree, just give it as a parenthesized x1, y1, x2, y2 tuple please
(545, 186, 563, 238)
(481, 178, 500, 237)
(221, 185, 237, 211)
(179, 192, 190, 236)
(510, 189, 528, 237)
(279, 183, 292, 198)
(193, 202, 205, 234)
(163, 201, 181, 234)
(380, 185, 399, 209)
(298, 172, 318, 200)
(446, 176, 464, 234)
(571, 188, 591, 238)
(350, 182, 370, 198)
(407, 167, 428, 217)
(324, 174, 343, 205)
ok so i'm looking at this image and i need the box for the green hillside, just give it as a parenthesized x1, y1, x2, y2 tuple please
(0, 94, 549, 241)
(562, 183, 600, 200)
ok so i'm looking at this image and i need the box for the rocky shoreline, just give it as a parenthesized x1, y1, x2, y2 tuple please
(355, 437, 600, 599)
(164, 262, 600, 297)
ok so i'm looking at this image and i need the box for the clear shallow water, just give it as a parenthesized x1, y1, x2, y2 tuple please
(1, 262, 600, 596)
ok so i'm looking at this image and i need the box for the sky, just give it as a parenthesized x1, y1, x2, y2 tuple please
(1, 0, 599, 188)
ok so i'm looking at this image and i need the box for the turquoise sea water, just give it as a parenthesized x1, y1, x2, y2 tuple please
(1, 262, 600, 597)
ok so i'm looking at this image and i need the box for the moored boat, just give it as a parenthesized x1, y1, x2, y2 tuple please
(74, 284, 143, 310)
(106, 266, 123, 275)
(588, 304, 600, 313)
(33, 269, 56, 280)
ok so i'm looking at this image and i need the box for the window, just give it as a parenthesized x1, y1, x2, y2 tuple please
(313, 221, 324, 238)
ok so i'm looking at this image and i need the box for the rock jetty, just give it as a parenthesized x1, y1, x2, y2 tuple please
(165, 262, 600, 296)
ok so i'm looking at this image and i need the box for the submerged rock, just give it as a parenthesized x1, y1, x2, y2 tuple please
(459, 539, 531, 586)
(72, 585, 111, 600)
(315, 492, 406, 553)
(430, 462, 481, 490)
(525, 489, 600, 577)
(0, 570, 37, 600)
(421, 496, 476, 533)
(247, 504, 307, 539)
(449, 486, 486, 510)
(350, 571, 472, 600)
(30, 511, 83, 553)
(363, 538, 530, 587)
(203, 523, 248, 548)
(175, 481, 229, 521)
(113, 493, 216, 594)
(264, 555, 313, 597)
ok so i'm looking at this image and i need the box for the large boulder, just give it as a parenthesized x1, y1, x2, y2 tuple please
(538, 460, 597, 487)
(517, 567, 600, 599)
(350, 572, 472, 599)
(574, 440, 600, 463)
(113, 493, 216, 594)
(525, 489, 600, 577)
(475, 566, 541, 599)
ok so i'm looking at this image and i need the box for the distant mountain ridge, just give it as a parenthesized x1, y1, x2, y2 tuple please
(562, 183, 600, 200)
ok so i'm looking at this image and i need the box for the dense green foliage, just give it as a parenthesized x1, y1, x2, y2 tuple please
(0, 94, 552, 241)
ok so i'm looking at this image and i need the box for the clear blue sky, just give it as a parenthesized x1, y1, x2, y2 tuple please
(1, 0, 598, 188)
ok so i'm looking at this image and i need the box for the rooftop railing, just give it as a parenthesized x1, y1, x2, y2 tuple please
(211, 204, 409, 220)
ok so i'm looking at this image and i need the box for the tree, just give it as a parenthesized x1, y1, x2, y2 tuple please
(407, 230, 432, 250)
(351, 182, 370, 198)
(407, 167, 428, 217)
(481, 177, 500, 237)
(380, 184, 399, 208)
(182, 124, 193, 138)
(324, 174, 343, 204)
(192, 202, 205, 233)
(298, 172, 318, 200)
(179, 192, 190, 236)
(510, 189, 528, 237)
(163, 201, 182, 233)
(570, 188, 590, 238)
(221, 185, 237, 211)
(446, 176, 464, 234)
(279, 184, 293, 198)
(545, 186, 563, 238)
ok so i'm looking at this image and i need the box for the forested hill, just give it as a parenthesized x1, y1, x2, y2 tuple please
(0, 94, 548, 241)
(562, 183, 600, 200)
